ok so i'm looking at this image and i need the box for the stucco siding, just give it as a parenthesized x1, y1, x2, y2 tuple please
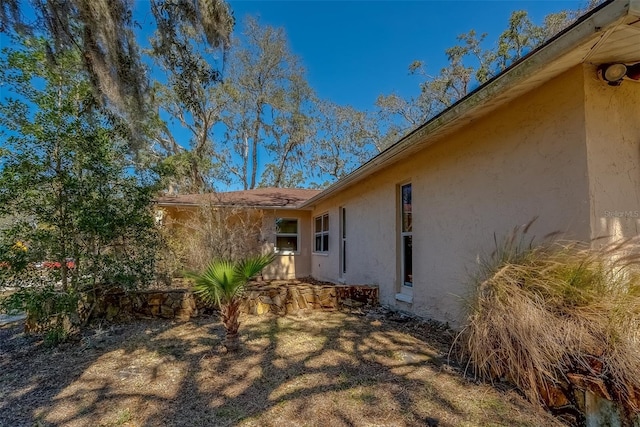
(262, 209, 313, 279)
(310, 65, 592, 323)
(584, 64, 640, 242)
(310, 180, 399, 304)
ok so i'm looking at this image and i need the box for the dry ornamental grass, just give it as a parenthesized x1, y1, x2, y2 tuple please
(459, 222, 640, 424)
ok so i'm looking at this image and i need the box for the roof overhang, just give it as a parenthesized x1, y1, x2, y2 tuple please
(302, 0, 640, 209)
(155, 201, 313, 211)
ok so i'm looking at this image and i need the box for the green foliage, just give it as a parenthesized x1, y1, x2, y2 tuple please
(190, 252, 275, 351)
(221, 17, 316, 190)
(0, 241, 29, 277)
(376, 5, 599, 148)
(191, 253, 275, 307)
(44, 326, 71, 347)
(149, 0, 233, 193)
(460, 222, 640, 418)
(310, 100, 380, 182)
(1, 285, 78, 345)
(0, 37, 160, 338)
(1, 0, 234, 142)
(149, 14, 381, 192)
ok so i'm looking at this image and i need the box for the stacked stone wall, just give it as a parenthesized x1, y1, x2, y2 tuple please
(93, 282, 378, 321)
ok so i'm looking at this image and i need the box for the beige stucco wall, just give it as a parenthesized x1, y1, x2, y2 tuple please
(309, 65, 593, 324)
(584, 65, 640, 242)
(261, 209, 313, 280)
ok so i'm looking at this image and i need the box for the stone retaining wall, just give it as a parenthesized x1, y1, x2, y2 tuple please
(245, 281, 378, 315)
(93, 289, 203, 321)
(94, 282, 378, 321)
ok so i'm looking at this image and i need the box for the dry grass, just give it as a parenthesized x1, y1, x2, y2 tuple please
(157, 205, 267, 280)
(459, 224, 640, 420)
(0, 309, 560, 427)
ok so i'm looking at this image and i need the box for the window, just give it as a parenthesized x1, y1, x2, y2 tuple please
(314, 213, 329, 252)
(400, 183, 412, 287)
(339, 207, 346, 276)
(275, 218, 298, 254)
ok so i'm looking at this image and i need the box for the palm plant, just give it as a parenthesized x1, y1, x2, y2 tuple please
(191, 253, 275, 351)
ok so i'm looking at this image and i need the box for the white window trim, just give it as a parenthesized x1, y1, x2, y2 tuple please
(313, 213, 329, 253)
(275, 218, 299, 255)
(395, 292, 413, 303)
(339, 206, 346, 278)
(399, 182, 413, 295)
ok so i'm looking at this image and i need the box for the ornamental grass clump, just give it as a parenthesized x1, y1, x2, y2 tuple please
(460, 222, 640, 421)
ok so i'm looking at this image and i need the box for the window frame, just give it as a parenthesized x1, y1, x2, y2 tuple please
(274, 217, 299, 255)
(313, 213, 330, 253)
(339, 206, 346, 277)
(399, 182, 413, 294)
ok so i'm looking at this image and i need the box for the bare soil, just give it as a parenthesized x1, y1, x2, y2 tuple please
(0, 307, 563, 427)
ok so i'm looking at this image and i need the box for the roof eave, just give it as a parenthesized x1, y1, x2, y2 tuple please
(155, 201, 312, 210)
(301, 0, 633, 209)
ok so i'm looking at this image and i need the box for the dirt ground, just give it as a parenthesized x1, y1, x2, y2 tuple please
(0, 307, 563, 427)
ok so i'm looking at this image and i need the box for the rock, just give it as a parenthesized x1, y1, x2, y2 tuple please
(285, 302, 296, 314)
(296, 293, 308, 309)
(85, 283, 378, 322)
(567, 373, 612, 401)
(290, 296, 299, 311)
(259, 295, 273, 305)
(271, 294, 282, 307)
(160, 305, 174, 318)
(175, 309, 191, 321)
(106, 305, 119, 321)
(538, 381, 570, 408)
(255, 301, 270, 315)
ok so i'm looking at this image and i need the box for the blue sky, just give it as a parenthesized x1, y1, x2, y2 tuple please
(224, 1, 585, 110)
(1, 1, 588, 190)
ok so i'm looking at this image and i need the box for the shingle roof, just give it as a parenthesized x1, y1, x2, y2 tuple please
(155, 187, 322, 209)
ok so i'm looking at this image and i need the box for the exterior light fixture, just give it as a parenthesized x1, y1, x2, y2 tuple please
(600, 63, 627, 85)
(599, 62, 640, 85)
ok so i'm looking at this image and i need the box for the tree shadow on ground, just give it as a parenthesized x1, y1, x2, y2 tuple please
(0, 309, 562, 427)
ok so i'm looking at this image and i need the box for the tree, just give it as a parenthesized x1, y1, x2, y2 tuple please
(191, 253, 275, 351)
(148, 0, 234, 193)
(221, 17, 315, 189)
(1, 0, 233, 148)
(0, 37, 159, 336)
(310, 100, 380, 183)
(375, 7, 589, 144)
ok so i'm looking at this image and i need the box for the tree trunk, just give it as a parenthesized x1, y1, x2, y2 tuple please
(250, 103, 263, 190)
(221, 300, 241, 351)
(273, 141, 295, 188)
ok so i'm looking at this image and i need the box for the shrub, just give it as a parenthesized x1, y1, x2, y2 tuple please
(190, 253, 275, 351)
(157, 202, 269, 277)
(0, 37, 160, 341)
(459, 222, 640, 422)
(1, 285, 80, 343)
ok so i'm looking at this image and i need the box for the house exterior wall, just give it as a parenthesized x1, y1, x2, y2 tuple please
(261, 209, 313, 280)
(584, 64, 640, 242)
(159, 205, 312, 279)
(159, 205, 198, 227)
(309, 65, 593, 324)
